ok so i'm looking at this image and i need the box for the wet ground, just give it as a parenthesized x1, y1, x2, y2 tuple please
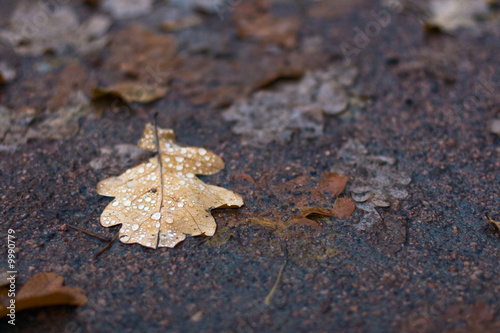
(1, 0, 500, 332)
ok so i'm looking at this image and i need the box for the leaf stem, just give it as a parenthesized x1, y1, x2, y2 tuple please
(68, 224, 110, 242)
(96, 233, 118, 257)
(153, 113, 165, 247)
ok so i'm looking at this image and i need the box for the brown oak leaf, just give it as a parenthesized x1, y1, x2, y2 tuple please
(0, 273, 87, 317)
(91, 82, 168, 104)
(97, 123, 244, 248)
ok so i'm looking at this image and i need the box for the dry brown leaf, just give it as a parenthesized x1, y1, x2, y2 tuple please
(0, 2, 111, 56)
(92, 82, 168, 104)
(97, 123, 244, 248)
(233, 1, 299, 48)
(331, 197, 357, 218)
(243, 170, 355, 232)
(287, 194, 355, 226)
(0, 272, 87, 317)
(174, 50, 304, 108)
(317, 172, 349, 198)
(0, 91, 92, 152)
(308, 0, 364, 19)
(105, 25, 178, 83)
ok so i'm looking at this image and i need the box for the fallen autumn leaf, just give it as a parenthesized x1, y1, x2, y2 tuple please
(0, 272, 87, 317)
(97, 123, 244, 248)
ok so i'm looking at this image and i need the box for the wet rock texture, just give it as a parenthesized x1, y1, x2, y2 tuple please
(1, 0, 500, 332)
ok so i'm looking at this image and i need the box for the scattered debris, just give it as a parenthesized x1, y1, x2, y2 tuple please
(175, 48, 305, 107)
(105, 25, 177, 85)
(90, 144, 149, 171)
(0, 272, 87, 317)
(169, 0, 223, 14)
(394, 47, 459, 84)
(0, 2, 111, 56)
(46, 63, 92, 110)
(233, 1, 300, 48)
(222, 65, 360, 145)
(102, 0, 154, 19)
(424, 0, 499, 33)
(160, 11, 203, 31)
(25, 92, 92, 140)
(0, 62, 16, 84)
(0, 105, 36, 152)
(490, 119, 500, 138)
(68, 224, 119, 256)
(97, 123, 244, 249)
(202, 226, 234, 246)
(96, 25, 177, 105)
(332, 139, 411, 230)
(231, 172, 345, 279)
(174, 29, 231, 55)
(0, 92, 92, 152)
(273, 172, 356, 226)
(308, 0, 364, 19)
(238, 169, 355, 238)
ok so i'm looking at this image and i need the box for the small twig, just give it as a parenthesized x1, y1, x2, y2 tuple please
(96, 232, 119, 257)
(485, 213, 500, 231)
(68, 225, 111, 242)
(68, 224, 118, 256)
(265, 241, 288, 307)
(265, 259, 287, 306)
